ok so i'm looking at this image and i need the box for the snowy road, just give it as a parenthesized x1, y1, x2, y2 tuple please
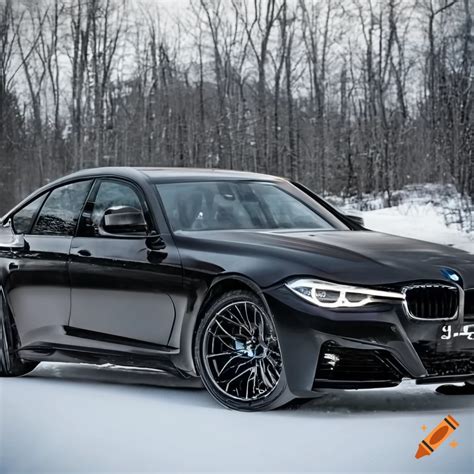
(1, 363, 473, 473)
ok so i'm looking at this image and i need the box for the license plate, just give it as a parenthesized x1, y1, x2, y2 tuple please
(440, 323, 474, 341)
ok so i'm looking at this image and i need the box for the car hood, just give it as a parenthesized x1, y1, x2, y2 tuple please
(176, 230, 474, 288)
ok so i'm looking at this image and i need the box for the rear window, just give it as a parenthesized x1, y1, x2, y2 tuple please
(12, 194, 47, 234)
(32, 180, 93, 236)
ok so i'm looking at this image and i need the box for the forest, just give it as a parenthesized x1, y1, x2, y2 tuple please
(0, 0, 472, 215)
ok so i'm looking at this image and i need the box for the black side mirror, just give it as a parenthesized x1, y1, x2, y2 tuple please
(345, 213, 365, 228)
(100, 206, 148, 236)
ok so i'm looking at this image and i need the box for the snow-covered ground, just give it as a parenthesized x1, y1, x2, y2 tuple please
(332, 183, 473, 252)
(362, 202, 473, 253)
(1, 364, 473, 473)
(1, 200, 473, 474)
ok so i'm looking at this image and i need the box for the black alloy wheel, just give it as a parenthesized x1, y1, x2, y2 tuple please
(195, 290, 293, 411)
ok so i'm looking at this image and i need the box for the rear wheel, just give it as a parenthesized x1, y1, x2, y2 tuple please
(195, 290, 294, 411)
(0, 290, 38, 377)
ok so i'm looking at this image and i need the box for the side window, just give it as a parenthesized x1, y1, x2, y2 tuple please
(12, 194, 47, 234)
(89, 180, 145, 236)
(32, 181, 92, 236)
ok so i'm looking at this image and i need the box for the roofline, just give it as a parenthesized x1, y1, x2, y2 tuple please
(1, 167, 287, 222)
(1, 167, 146, 223)
(136, 167, 283, 181)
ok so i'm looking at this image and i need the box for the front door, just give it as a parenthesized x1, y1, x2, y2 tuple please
(68, 178, 181, 348)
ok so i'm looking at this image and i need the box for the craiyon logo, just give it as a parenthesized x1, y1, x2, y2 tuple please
(415, 415, 460, 459)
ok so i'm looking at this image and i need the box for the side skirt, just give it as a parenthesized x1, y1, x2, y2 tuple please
(17, 344, 187, 376)
(16, 326, 191, 377)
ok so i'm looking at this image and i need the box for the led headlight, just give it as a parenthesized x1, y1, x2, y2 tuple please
(286, 279, 405, 308)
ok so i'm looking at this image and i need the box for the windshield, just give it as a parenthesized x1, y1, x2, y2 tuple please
(155, 181, 336, 232)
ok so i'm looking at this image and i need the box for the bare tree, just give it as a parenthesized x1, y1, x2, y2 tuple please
(233, 0, 284, 172)
(0, 0, 471, 230)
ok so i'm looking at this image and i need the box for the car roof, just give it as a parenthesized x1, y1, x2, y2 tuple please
(1, 167, 285, 222)
(62, 166, 282, 182)
(137, 167, 281, 181)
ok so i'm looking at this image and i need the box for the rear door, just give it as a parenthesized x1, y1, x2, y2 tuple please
(5, 180, 93, 348)
(68, 178, 181, 348)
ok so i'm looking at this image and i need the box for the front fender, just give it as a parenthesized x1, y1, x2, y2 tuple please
(169, 272, 272, 376)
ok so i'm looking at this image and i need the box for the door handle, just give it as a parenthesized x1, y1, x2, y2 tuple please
(77, 249, 92, 257)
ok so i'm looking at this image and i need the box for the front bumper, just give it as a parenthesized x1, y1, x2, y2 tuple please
(264, 286, 474, 397)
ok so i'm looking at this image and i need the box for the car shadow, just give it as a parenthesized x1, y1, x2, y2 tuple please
(25, 362, 474, 415)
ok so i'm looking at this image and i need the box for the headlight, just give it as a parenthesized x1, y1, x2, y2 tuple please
(285, 278, 405, 308)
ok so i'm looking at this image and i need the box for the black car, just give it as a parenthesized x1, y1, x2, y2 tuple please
(1, 167, 473, 410)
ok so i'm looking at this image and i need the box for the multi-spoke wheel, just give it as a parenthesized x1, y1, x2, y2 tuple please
(195, 290, 293, 411)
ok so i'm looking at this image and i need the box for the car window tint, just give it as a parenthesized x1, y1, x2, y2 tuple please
(12, 194, 47, 234)
(256, 184, 329, 229)
(156, 181, 334, 232)
(90, 180, 144, 236)
(32, 181, 92, 236)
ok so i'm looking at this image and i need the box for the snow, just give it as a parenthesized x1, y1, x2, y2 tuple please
(362, 202, 474, 253)
(1, 364, 473, 473)
(1, 199, 473, 473)
(329, 183, 473, 250)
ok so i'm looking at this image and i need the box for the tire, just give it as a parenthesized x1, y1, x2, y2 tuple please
(195, 289, 294, 411)
(0, 289, 38, 377)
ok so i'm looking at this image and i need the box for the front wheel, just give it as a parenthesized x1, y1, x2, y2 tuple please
(195, 290, 294, 411)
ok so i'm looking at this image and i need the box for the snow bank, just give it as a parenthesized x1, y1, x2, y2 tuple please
(363, 202, 473, 253)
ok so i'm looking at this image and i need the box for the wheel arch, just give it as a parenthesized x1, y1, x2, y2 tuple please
(195, 274, 270, 332)
(173, 273, 271, 376)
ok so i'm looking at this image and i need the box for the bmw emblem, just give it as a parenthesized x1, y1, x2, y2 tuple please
(441, 268, 460, 282)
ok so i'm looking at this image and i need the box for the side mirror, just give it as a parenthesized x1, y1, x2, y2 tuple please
(345, 213, 365, 228)
(100, 206, 148, 236)
(0, 224, 29, 251)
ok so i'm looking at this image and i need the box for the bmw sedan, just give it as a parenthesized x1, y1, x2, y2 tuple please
(1, 167, 473, 410)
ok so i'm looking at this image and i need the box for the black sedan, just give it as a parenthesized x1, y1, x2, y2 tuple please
(1, 167, 473, 410)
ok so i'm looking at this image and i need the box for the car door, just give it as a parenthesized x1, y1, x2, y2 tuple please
(68, 178, 181, 348)
(4, 180, 93, 349)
